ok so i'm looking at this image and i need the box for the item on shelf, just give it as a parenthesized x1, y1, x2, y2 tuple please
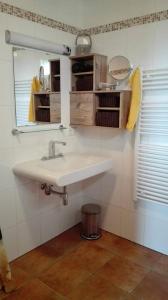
(99, 82, 119, 90)
(72, 61, 93, 73)
(75, 33, 92, 55)
(39, 66, 45, 90)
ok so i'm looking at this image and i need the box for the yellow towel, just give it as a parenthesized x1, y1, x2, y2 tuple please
(28, 76, 41, 122)
(126, 67, 141, 131)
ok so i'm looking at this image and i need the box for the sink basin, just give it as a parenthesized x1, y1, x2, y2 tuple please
(13, 152, 113, 186)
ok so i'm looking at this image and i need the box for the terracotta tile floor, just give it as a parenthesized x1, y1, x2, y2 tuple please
(1, 224, 168, 300)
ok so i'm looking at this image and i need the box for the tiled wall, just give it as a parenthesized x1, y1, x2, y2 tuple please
(1, 0, 168, 260)
(0, 11, 83, 261)
(78, 20, 168, 255)
(1, 1, 168, 36)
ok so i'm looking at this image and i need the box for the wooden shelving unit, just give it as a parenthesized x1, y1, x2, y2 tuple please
(69, 53, 131, 129)
(33, 92, 61, 123)
(33, 59, 61, 123)
(95, 91, 131, 128)
(70, 53, 107, 92)
(50, 59, 60, 92)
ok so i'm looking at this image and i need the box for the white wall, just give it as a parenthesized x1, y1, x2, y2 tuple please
(1, 0, 168, 261)
(78, 19, 168, 255)
(81, 0, 168, 28)
(4, 0, 83, 28)
(0, 11, 83, 261)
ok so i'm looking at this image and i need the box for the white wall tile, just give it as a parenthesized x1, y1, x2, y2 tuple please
(0, 106, 13, 149)
(15, 182, 39, 223)
(121, 209, 145, 245)
(2, 226, 18, 261)
(0, 187, 17, 229)
(17, 216, 41, 256)
(144, 214, 168, 255)
(40, 206, 62, 244)
(0, 61, 13, 106)
(39, 185, 64, 214)
(101, 205, 121, 236)
(0, 148, 15, 190)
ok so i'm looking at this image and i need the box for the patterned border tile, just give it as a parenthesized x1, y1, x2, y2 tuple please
(83, 10, 168, 35)
(0, 1, 80, 35)
(0, 1, 168, 36)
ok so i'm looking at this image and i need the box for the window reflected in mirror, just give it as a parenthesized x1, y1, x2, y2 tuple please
(13, 47, 61, 127)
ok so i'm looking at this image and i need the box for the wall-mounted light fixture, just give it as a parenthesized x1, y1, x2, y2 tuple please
(5, 30, 71, 56)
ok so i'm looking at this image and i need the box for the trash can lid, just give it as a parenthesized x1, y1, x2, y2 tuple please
(81, 203, 101, 215)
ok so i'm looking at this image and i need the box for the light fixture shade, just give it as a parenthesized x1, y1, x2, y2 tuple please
(5, 30, 71, 56)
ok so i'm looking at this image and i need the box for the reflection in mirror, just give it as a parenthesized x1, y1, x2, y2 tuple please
(13, 47, 61, 127)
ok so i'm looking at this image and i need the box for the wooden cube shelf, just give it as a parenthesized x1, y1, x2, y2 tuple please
(70, 53, 107, 92)
(70, 91, 131, 128)
(32, 59, 61, 123)
(70, 53, 131, 129)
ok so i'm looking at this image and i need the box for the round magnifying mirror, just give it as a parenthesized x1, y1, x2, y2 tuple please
(109, 55, 132, 81)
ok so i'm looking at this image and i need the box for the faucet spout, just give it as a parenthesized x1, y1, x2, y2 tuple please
(48, 140, 66, 159)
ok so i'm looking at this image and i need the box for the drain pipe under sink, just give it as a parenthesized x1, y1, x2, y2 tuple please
(41, 184, 68, 206)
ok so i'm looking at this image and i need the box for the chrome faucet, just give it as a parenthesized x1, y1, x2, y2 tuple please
(41, 140, 66, 161)
(49, 140, 66, 159)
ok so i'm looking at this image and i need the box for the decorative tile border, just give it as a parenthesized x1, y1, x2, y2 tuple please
(0, 1, 168, 36)
(0, 1, 80, 35)
(83, 10, 168, 35)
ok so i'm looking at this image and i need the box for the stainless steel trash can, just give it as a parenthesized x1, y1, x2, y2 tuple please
(81, 203, 101, 240)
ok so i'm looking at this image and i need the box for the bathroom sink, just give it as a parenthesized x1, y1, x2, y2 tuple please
(13, 152, 113, 186)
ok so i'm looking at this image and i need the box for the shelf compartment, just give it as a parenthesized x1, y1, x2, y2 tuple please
(36, 108, 50, 122)
(50, 59, 60, 92)
(75, 75, 93, 91)
(70, 54, 107, 92)
(96, 111, 119, 127)
(96, 93, 120, 108)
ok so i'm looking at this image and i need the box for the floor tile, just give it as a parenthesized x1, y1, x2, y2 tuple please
(45, 224, 82, 254)
(131, 271, 168, 300)
(4, 279, 67, 300)
(97, 255, 149, 293)
(95, 231, 135, 256)
(12, 244, 63, 276)
(2, 225, 168, 300)
(91, 230, 119, 249)
(39, 254, 91, 296)
(123, 243, 162, 269)
(55, 242, 114, 273)
(69, 273, 130, 300)
(0, 266, 30, 299)
(152, 254, 168, 277)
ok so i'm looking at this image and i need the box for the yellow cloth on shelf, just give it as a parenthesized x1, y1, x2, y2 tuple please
(126, 67, 141, 131)
(28, 76, 41, 122)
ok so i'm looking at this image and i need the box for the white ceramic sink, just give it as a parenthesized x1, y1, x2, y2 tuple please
(13, 152, 113, 186)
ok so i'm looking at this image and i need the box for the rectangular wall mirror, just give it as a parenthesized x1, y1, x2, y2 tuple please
(13, 47, 64, 127)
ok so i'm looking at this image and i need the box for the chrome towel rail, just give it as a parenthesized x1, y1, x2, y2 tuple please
(11, 125, 67, 135)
